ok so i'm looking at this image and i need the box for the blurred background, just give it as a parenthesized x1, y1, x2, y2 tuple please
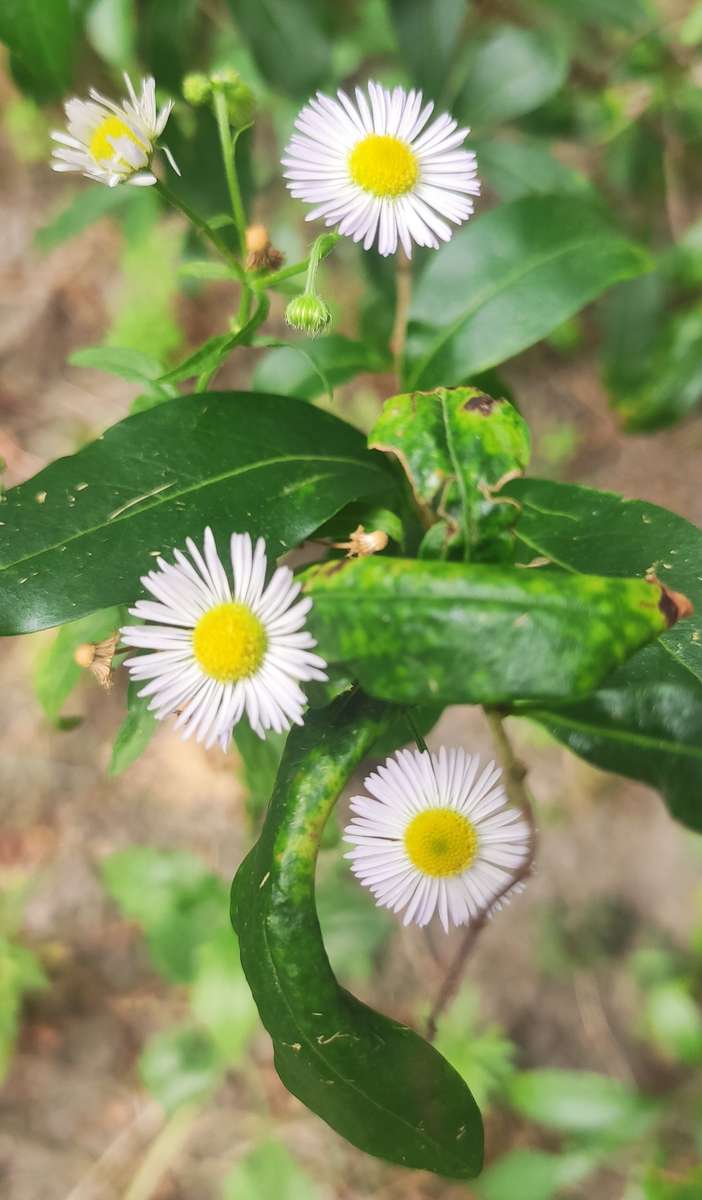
(1, 1, 702, 1197)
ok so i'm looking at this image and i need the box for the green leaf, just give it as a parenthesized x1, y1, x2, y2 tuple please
(0, 0, 77, 101)
(302, 557, 675, 706)
(643, 980, 702, 1064)
(137, 0, 198, 92)
(0, 936, 48, 1083)
(33, 608, 121, 724)
(69, 346, 166, 384)
(404, 196, 650, 390)
(505, 477, 702, 829)
(190, 928, 258, 1062)
(0, 391, 395, 635)
(179, 259, 236, 281)
(507, 1069, 655, 1137)
(226, 0, 331, 96)
(139, 1025, 223, 1113)
(369, 387, 529, 554)
(35, 187, 136, 253)
(234, 719, 288, 823)
(222, 1140, 322, 1200)
(474, 136, 590, 202)
(252, 336, 387, 402)
(388, 0, 465, 97)
(231, 691, 484, 1179)
(644, 1165, 702, 1200)
(455, 25, 567, 128)
(109, 684, 157, 776)
(476, 1149, 594, 1200)
(316, 862, 393, 983)
(434, 989, 517, 1111)
(85, 0, 136, 68)
(102, 848, 228, 983)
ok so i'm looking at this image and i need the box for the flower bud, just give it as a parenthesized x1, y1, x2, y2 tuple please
(211, 69, 256, 127)
(285, 292, 332, 338)
(182, 73, 212, 107)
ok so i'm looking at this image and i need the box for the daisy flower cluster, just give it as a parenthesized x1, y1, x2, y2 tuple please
(283, 80, 480, 256)
(344, 747, 532, 931)
(120, 529, 327, 750)
(51, 74, 178, 188)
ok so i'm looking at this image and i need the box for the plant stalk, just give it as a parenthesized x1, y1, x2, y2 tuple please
(425, 710, 537, 1041)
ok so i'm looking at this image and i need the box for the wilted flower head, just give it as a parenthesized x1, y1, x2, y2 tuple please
(283, 80, 479, 257)
(51, 74, 178, 188)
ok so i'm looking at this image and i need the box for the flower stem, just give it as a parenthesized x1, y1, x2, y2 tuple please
(391, 249, 412, 389)
(211, 90, 253, 327)
(154, 179, 246, 284)
(424, 710, 536, 1042)
(405, 709, 429, 754)
(253, 232, 341, 292)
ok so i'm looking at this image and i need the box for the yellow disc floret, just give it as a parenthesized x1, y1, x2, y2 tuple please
(349, 133, 419, 198)
(89, 114, 145, 164)
(404, 808, 478, 877)
(192, 602, 267, 683)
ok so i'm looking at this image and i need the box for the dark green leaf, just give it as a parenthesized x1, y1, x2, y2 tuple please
(231, 691, 484, 1179)
(369, 387, 529, 553)
(234, 718, 288, 823)
(102, 848, 228, 983)
(507, 1069, 656, 1139)
(139, 1025, 223, 1113)
(226, 0, 331, 96)
(33, 608, 121, 724)
(109, 684, 158, 776)
(404, 196, 650, 390)
(302, 557, 674, 706)
(505, 478, 702, 829)
(0, 0, 77, 101)
(474, 137, 590, 202)
(137, 0, 199, 92)
(388, 0, 465, 97)
(222, 1140, 322, 1200)
(0, 391, 395, 634)
(455, 25, 567, 128)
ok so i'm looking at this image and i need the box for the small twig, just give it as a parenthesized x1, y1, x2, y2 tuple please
(390, 249, 412, 388)
(425, 710, 536, 1041)
(121, 1104, 201, 1200)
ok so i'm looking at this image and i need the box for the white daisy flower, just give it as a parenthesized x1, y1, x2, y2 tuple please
(120, 529, 327, 750)
(51, 73, 179, 188)
(283, 80, 480, 257)
(344, 747, 532, 932)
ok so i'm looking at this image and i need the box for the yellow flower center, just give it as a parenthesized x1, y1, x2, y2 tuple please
(89, 114, 145, 165)
(404, 808, 478, 877)
(349, 133, 419, 198)
(192, 602, 267, 683)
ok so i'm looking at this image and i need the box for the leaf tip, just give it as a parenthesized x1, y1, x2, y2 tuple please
(647, 574, 694, 627)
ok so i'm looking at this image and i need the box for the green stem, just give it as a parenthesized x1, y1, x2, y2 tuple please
(405, 709, 429, 754)
(253, 233, 342, 292)
(121, 1104, 200, 1200)
(154, 179, 246, 284)
(211, 91, 253, 325)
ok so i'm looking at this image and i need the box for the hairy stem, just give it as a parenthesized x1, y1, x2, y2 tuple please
(425, 710, 536, 1041)
(391, 249, 412, 388)
(212, 91, 253, 326)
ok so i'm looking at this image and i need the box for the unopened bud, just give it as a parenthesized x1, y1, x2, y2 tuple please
(183, 73, 212, 107)
(285, 292, 332, 338)
(211, 69, 256, 127)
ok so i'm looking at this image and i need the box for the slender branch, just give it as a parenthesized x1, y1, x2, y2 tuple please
(425, 710, 536, 1041)
(391, 249, 412, 389)
(212, 92, 248, 256)
(121, 1104, 200, 1200)
(154, 180, 246, 283)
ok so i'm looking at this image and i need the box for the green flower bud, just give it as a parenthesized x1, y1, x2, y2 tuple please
(211, 69, 256, 127)
(182, 73, 212, 106)
(285, 292, 332, 338)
